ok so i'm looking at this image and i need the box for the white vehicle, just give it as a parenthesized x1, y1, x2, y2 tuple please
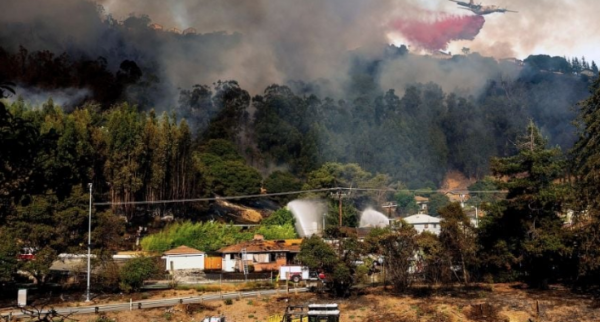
(279, 266, 323, 283)
(202, 316, 225, 322)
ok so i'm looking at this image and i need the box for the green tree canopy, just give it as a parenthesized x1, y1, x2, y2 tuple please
(480, 121, 568, 288)
(427, 193, 451, 217)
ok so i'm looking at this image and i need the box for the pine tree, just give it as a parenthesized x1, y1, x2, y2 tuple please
(571, 77, 600, 284)
(582, 56, 589, 70)
(592, 61, 599, 75)
(480, 121, 568, 288)
(572, 57, 582, 73)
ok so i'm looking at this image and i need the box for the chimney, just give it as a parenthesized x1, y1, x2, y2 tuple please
(253, 234, 264, 241)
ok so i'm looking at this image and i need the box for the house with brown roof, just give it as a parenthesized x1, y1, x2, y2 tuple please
(162, 245, 205, 272)
(217, 235, 302, 272)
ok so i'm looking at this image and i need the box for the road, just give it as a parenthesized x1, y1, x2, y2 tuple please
(0, 287, 309, 320)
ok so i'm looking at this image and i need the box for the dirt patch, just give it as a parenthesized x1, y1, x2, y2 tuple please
(61, 283, 600, 322)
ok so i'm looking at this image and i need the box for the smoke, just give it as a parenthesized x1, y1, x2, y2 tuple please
(391, 14, 485, 51)
(442, 0, 600, 62)
(0, 0, 598, 102)
(8, 87, 92, 109)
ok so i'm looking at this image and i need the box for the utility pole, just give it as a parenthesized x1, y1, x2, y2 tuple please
(381, 202, 398, 218)
(86, 183, 92, 302)
(330, 189, 350, 227)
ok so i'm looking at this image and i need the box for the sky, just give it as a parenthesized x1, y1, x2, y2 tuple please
(426, 0, 600, 63)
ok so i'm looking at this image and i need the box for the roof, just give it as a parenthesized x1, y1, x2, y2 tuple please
(163, 245, 205, 256)
(217, 239, 303, 254)
(403, 214, 442, 225)
(414, 196, 429, 203)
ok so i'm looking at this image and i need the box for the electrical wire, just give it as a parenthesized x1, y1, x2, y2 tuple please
(94, 186, 507, 206)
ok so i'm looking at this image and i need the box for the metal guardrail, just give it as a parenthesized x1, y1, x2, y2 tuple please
(0, 287, 308, 320)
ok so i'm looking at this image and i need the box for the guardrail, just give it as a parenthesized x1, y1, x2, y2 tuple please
(1, 287, 308, 320)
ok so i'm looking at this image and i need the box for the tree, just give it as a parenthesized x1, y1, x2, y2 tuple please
(0, 228, 18, 283)
(119, 256, 160, 293)
(298, 236, 338, 272)
(438, 203, 477, 284)
(415, 232, 451, 284)
(592, 61, 599, 75)
(377, 221, 418, 291)
(395, 191, 419, 216)
(481, 121, 568, 288)
(467, 177, 503, 207)
(141, 221, 254, 253)
(264, 171, 303, 204)
(262, 208, 295, 226)
(427, 193, 451, 217)
(571, 76, 600, 284)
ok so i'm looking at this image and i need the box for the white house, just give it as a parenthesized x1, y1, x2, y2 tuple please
(162, 245, 205, 272)
(403, 213, 442, 235)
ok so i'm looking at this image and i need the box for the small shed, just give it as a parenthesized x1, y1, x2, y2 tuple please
(162, 245, 205, 272)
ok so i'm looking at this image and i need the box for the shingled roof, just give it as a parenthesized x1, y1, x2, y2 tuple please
(217, 239, 303, 254)
(163, 245, 205, 256)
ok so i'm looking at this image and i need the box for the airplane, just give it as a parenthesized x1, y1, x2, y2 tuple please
(449, 0, 518, 15)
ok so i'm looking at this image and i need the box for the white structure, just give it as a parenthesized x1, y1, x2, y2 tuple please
(403, 213, 442, 235)
(162, 245, 205, 272)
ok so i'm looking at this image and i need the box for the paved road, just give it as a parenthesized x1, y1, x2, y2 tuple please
(1, 287, 309, 319)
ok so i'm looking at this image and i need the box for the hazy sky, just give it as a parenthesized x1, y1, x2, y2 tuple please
(99, 0, 600, 64)
(421, 0, 600, 63)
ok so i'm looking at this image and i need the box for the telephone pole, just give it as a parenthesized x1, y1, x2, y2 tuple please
(381, 202, 397, 218)
(330, 189, 351, 226)
(86, 183, 92, 302)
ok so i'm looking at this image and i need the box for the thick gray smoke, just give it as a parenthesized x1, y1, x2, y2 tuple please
(1, 0, 598, 99)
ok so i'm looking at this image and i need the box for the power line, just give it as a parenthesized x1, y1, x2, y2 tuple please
(93, 188, 335, 206)
(94, 186, 508, 206)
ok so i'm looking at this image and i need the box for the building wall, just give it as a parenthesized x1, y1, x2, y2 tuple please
(222, 254, 237, 272)
(221, 252, 290, 272)
(164, 254, 205, 271)
(253, 256, 287, 272)
(412, 223, 441, 235)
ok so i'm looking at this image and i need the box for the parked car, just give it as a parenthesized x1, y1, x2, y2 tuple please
(278, 266, 325, 283)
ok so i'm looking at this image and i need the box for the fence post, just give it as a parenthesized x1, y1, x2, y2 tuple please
(130, 299, 132, 311)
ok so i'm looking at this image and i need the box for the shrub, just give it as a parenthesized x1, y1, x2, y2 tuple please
(224, 299, 233, 305)
(119, 256, 160, 293)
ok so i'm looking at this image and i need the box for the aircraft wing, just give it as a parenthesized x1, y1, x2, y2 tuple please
(448, 0, 471, 7)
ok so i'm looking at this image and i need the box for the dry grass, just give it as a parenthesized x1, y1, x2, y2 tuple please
(64, 283, 600, 322)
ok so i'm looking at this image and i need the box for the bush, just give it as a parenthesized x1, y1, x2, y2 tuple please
(119, 256, 160, 293)
(224, 299, 233, 305)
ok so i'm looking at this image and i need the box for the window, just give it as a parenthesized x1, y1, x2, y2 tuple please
(424, 223, 429, 228)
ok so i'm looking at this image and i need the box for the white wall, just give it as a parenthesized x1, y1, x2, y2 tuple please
(222, 254, 236, 272)
(403, 214, 442, 235)
(164, 254, 205, 271)
(412, 222, 441, 235)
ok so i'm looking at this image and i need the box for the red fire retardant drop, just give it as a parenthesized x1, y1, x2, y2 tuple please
(392, 14, 485, 51)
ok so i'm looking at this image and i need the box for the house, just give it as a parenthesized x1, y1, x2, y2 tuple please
(444, 192, 469, 208)
(581, 69, 596, 77)
(403, 214, 442, 235)
(217, 235, 302, 272)
(162, 245, 205, 272)
(414, 196, 429, 212)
